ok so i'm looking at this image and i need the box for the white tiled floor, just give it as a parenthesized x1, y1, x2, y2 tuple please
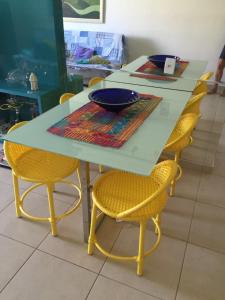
(0, 94, 225, 300)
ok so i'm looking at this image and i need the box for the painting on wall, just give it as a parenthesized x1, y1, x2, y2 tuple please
(62, 0, 104, 23)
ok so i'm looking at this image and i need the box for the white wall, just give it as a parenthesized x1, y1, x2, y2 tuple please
(64, 0, 225, 79)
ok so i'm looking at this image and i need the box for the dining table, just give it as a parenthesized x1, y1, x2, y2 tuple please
(106, 55, 207, 92)
(3, 79, 192, 242)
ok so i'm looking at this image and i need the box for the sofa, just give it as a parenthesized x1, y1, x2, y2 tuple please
(64, 30, 127, 85)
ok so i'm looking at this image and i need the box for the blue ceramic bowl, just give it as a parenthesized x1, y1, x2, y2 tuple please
(148, 54, 180, 69)
(88, 88, 139, 112)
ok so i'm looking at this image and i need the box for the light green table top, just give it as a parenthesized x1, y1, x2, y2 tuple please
(3, 81, 191, 176)
(106, 56, 207, 92)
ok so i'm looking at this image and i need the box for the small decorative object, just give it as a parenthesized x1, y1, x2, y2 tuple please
(88, 88, 139, 112)
(29, 72, 38, 91)
(5, 69, 26, 87)
(148, 55, 180, 70)
(63, 0, 104, 23)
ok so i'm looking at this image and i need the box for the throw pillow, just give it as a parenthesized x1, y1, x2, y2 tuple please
(75, 46, 94, 60)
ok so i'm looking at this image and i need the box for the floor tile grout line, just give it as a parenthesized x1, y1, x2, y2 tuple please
(187, 240, 225, 256)
(0, 215, 52, 250)
(195, 198, 225, 210)
(37, 248, 99, 276)
(178, 172, 203, 299)
(0, 247, 36, 295)
(0, 200, 14, 214)
(173, 235, 190, 299)
(150, 186, 200, 244)
(97, 221, 125, 275)
(193, 154, 225, 209)
(148, 216, 225, 256)
(0, 232, 37, 249)
(211, 100, 222, 136)
(212, 96, 223, 128)
(196, 99, 225, 170)
(35, 204, 101, 278)
(171, 195, 198, 202)
(92, 220, 164, 299)
(35, 229, 53, 249)
(174, 163, 204, 300)
(85, 274, 99, 300)
(99, 273, 164, 300)
(0, 243, 100, 297)
(97, 221, 166, 300)
(211, 104, 225, 155)
(216, 148, 225, 155)
(187, 162, 204, 244)
(211, 171, 225, 179)
(181, 162, 225, 210)
(147, 226, 225, 256)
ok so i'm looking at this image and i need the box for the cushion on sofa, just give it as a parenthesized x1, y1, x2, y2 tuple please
(89, 55, 110, 65)
(74, 46, 94, 60)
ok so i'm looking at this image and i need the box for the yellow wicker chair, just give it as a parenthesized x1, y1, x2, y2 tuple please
(4, 122, 82, 236)
(192, 72, 213, 95)
(163, 113, 199, 196)
(182, 92, 207, 116)
(88, 160, 178, 276)
(59, 93, 75, 104)
(88, 77, 104, 87)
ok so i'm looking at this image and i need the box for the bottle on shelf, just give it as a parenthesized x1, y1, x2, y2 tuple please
(29, 72, 38, 91)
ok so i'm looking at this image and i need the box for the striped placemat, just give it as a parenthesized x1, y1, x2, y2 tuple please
(130, 73, 177, 81)
(136, 60, 189, 77)
(48, 94, 162, 148)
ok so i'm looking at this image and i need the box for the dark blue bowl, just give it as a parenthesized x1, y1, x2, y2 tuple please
(148, 54, 180, 69)
(88, 88, 139, 112)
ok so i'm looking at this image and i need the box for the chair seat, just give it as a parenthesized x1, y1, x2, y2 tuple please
(93, 170, 167, 220)
(16, 149, 79, 182)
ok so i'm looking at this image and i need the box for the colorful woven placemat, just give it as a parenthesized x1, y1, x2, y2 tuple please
(48, 94, 162, 148)
(136, 60, 189, 77)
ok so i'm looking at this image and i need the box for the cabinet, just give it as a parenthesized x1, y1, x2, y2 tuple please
(0, 0, 83, 117)
(0, 0, 83, 166)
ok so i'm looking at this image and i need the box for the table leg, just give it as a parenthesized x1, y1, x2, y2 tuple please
(80, 160, 91, 242)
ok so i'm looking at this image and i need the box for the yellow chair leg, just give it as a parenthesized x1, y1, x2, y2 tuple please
(88, 203, 97, 255)
(154, 214, 161, 235)
(99, 165, 104, 174)
(137, 220, 147, 276)
(47, 183, 57, 236)
(170, 151, 181, 196)
(12, 174, 21, 217)
(76, 168, 82, 189)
